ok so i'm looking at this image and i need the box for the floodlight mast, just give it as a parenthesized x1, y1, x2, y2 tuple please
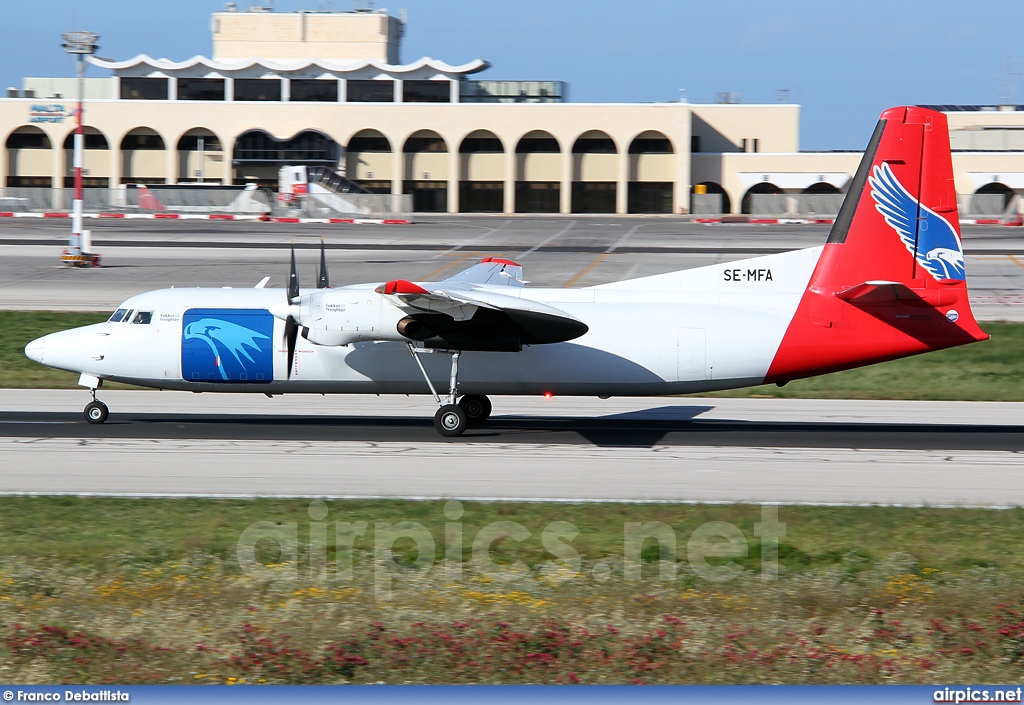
(61, 31, 100, 267)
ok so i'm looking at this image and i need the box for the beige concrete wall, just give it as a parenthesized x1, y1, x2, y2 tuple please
(212, 11, 401, 63)
(178, 151, 225, 182)
(122, 150, 167, 181)
(632, 153, 674, 182)
(574, 153, 617, 181)
(690, 104, 799, 154)
(461, 153, 505, 181)
(404, 152, 448, 180)
(347, 151, 392, 180)
(8, 148, 51, 176)
(518, 153, 560, 182)
(63, 149, 112, 179)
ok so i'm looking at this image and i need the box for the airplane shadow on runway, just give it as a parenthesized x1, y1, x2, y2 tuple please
(1, 410, 1022, 451)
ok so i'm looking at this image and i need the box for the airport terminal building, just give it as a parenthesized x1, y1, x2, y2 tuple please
(2, 6, 1023, 217)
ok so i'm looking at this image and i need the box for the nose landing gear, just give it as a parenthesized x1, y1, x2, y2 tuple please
(83, 388, 108, 424)
(79, 375, 109, 424)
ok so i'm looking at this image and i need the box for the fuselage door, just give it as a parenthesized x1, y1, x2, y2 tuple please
(677, 328, 709, 381)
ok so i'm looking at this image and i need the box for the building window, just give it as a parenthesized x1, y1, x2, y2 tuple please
(121, 134, 165, 150)
(403, 137, 447, 153)
(234, 79, 281, 102)
(62, 133, 109, 150)
(628, 138, 673, 154)
(460, 138, 503, 153)
(290, 79, 337, 102)
(572, 138, 616, 154)
(347, 80, 394, 103)
(178, 78, 226, 101)
(348, 135, 391, 152)
(6, 132, 51, 149)
(7, 176, 52, 187)
(177, 135, 222, 151)
(403, 80, 450, 103)
(120, 77, 168, 100)
(233, 130, 339, 164)
(515, 138, 559, 153)
(691, 135, 702, 153)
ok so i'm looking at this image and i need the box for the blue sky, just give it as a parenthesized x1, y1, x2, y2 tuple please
(2, 0, 1022, 149)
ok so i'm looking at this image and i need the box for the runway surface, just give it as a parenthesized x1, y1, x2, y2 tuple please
(2, 391, 1022, 506)
(2, 216, 1024, 320)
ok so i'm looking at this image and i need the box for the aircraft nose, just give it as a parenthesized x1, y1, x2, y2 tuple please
(24, 336, 47, 364)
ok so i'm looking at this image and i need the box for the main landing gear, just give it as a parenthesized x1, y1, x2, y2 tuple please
(83, 388, 108, 424)
(406, 344, 491, 437)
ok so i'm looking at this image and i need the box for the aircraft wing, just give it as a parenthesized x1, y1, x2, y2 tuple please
(441, 257, 524, 287)
(375, 279, 588, 344)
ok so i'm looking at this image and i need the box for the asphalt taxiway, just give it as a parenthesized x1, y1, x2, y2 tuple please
(1, 391, 1021, 506)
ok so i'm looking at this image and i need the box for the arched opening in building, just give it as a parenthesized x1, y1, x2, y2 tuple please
(741, 182, 782, 215)
(345, 129, 392, 193)
(176, 129, 223, 184)
(62, 127, 110, 189)
(5, 126, 52, 188)
(402, 130, 448, 212)
(120, 127, 167, 185)
(973, 182, 1015, 215)
(515, 130, 560, 213)
(802, 182, 840, 194)
(797, 181, 844, 217)
(628, 131, 673, 214)
(459, 130, 504, 213)
(572, 130, 617, 213)
(233, 129, 339, 187)
(690, 182, 730, 215)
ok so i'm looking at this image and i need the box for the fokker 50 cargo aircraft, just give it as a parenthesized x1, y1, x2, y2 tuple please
(26, 107, 988, 436)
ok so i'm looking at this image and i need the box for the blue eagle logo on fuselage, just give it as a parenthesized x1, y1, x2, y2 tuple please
(181, 309, 274, 382)
(868, 162, 965, 280)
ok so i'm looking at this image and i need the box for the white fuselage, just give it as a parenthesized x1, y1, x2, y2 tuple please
(28, 248, 821, 397)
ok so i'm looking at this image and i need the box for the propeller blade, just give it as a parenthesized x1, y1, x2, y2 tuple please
(318, 238, 330, 289)
(284, 317, 298, 380)
(284, 246, 300, 379)
(288, 246, 299, 303)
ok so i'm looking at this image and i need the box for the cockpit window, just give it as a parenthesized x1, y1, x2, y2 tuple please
(108, 308, 129, 323)
(132, 311, 153, 325)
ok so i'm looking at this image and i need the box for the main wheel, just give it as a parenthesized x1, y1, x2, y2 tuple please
(434, 404, 468, 437)
(458, 395, 492, 426)
(84, 400, 109, 425)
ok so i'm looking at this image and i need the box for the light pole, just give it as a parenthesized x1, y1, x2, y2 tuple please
(61, 31, 100, 267)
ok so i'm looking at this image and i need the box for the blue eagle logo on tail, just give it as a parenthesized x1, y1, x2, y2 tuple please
(868, 162, 965, 280)
(183, 317, 271, 381)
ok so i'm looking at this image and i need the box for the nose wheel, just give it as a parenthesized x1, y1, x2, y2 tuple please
(84, 399, 108, 424)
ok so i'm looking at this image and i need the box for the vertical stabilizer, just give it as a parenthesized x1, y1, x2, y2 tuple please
(765, 107, 987, 383)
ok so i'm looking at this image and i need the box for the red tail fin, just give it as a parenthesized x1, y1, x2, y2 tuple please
(137, 185, 166, 212)
(766, 106, 988, 383)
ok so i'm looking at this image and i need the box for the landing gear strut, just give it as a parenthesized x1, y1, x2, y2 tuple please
(407, 344, 490, 437)
(83, 388, 108, 425)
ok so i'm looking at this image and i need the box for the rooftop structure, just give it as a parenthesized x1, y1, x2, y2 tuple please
(212, 6, 404, 63)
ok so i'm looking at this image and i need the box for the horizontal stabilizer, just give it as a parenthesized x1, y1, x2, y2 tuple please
(835, 280, 917, 305)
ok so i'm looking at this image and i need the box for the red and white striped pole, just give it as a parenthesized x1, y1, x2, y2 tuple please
(71, 55, 84, 256)
(61, 31, 99, 266)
